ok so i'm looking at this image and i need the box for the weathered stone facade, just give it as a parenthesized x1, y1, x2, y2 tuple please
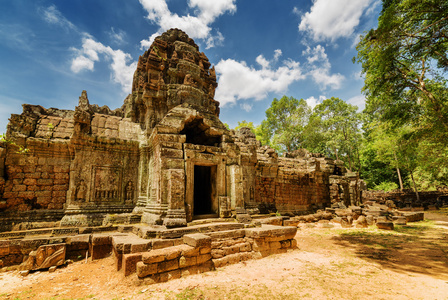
(0, 29, 362, 231)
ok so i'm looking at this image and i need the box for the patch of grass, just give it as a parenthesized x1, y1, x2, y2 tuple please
(164, 287, 205, 300)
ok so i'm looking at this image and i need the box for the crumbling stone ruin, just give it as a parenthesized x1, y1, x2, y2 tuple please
(0, 29, 379, 282)
(0, 29, 364, 231)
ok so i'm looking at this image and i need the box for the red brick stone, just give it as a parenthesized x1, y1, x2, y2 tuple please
(23, 178, 37, 185)
(53, 184, 68, 191)
(18, 191, 35, 199)
(37, 179, 53, 186)
(12, 185, 27, 192)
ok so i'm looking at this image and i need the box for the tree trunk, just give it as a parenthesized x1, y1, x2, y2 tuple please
(393, 152, 404, 191)
(410, 171, 420, 202)
(396, 167, 404, 191)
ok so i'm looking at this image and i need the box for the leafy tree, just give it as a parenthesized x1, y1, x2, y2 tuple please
(355, 0, 448, 142)
(234, 120, 256, 132)
(306, 97, 362, 171)
(355, 0, 448, 191)
(258, 96, 311, 153)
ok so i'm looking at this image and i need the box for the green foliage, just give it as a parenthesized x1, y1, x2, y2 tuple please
(374, 181, 398, 191)
(354, 0, 448, 190)
(305, 97, 362, 171)
(234, 120, 256, 132)
(258, 96, 311, 153)
(355, 0, 448, 143)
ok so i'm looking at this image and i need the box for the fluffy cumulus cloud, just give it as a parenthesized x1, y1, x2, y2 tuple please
(215, 51, 304, 106)
(71, 36, 137, 93)
(305, 95, 326, 109)
(215, 45, 346, 106)
(139, 0, 236, 49)
(299, 0, 373, 41)
(302, 45, 344, 90)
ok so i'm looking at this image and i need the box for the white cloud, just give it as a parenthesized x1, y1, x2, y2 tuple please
(299, 0, 373, 41)
(39, 5, 76, 31)
(215, 45, 346, 106)
(353, 70, 363, 80)
(309, 68, 344, 90)
(215, 50, 304, 106)
(71, 55, 95, 73)
(240, 103, 253, 112)
(138, 0, 236, 49)
(70, 36, 137, 93)
(273, 49, 282, 61)
(347, 94, 366, 111)
(302, 45, 344, 89)
(305, 95, 326, 109)
(108, 27, 127, 45)
(206, 30, 224, 49)
(292, 7, 301, 16)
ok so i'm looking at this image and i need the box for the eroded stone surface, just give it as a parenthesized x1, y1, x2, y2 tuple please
(0, 28, 364, 230)
(20, 243, 66, 271)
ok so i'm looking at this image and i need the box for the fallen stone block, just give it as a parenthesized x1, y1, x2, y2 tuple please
(393, 216, 407, 225)
(376, 222, 394, 230)
(20, 243, 66, 271)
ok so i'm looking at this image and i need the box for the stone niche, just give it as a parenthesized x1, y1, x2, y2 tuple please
(0, 28, 363, 231)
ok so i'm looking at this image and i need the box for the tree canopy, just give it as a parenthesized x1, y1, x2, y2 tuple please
(258, 96, 311, 153)
(355, 0, 448, 143)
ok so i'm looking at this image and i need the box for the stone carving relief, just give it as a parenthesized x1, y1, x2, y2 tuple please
(92, 166, 122, 202)
(20, 244, 66, 271)
(75, 179, 87, 202)
(125, 181, 134, 201)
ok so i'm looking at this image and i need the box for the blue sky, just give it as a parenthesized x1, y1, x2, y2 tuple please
(0, 0, 381, 133)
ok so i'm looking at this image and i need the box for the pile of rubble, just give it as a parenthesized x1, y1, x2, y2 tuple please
(283, 201, 424, 231)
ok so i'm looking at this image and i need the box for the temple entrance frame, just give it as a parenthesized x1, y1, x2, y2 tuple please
(184, 144, 226, 222)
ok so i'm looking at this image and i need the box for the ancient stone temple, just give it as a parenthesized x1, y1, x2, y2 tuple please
(0, 29, 362, 231)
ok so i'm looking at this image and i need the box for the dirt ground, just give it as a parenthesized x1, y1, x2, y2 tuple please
(1, 211, 447, 300)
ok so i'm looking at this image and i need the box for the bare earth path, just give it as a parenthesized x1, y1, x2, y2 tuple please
(1, 211, 448, 300)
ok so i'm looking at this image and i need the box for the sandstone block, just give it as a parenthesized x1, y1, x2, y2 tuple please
(196, 253, 212, 264)
(159, 269, 181, 282)
(152, 239, 174, 249)
(137, 261, 157, 278)
(20, 243, 66, 271)
(142, 249, 167, 264)
(393, 216, 407, 225)
(122, 253, 142, 276)
(158, 258, 179, 273)
(179, 255, 197, 268)
(183, 233, 211, 248)
(376, 222, 394, 230)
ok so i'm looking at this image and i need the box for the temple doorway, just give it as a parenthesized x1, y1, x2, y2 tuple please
(193, 165, 216, 217)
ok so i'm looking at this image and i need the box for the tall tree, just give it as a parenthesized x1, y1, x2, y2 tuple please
(259, 96, 311, 153)
(355, 0, 448, 142)
(307, 97, 362, 171)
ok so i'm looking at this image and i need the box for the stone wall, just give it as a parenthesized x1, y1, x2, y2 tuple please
(0, 28, 364, 230)
(363, 189, 448, 208)
(132, 225, 297, 284)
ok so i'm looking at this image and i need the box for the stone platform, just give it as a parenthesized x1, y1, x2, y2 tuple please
(0, 220, 297, 284)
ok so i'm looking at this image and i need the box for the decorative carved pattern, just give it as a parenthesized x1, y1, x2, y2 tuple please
(125, 181, 134, 201)
(92, 166, 122, 202)
(75, 179, 87, 201)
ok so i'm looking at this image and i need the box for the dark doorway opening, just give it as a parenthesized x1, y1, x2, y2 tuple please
(194, 165, 213, 215)
(180, 117, 221, 146)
